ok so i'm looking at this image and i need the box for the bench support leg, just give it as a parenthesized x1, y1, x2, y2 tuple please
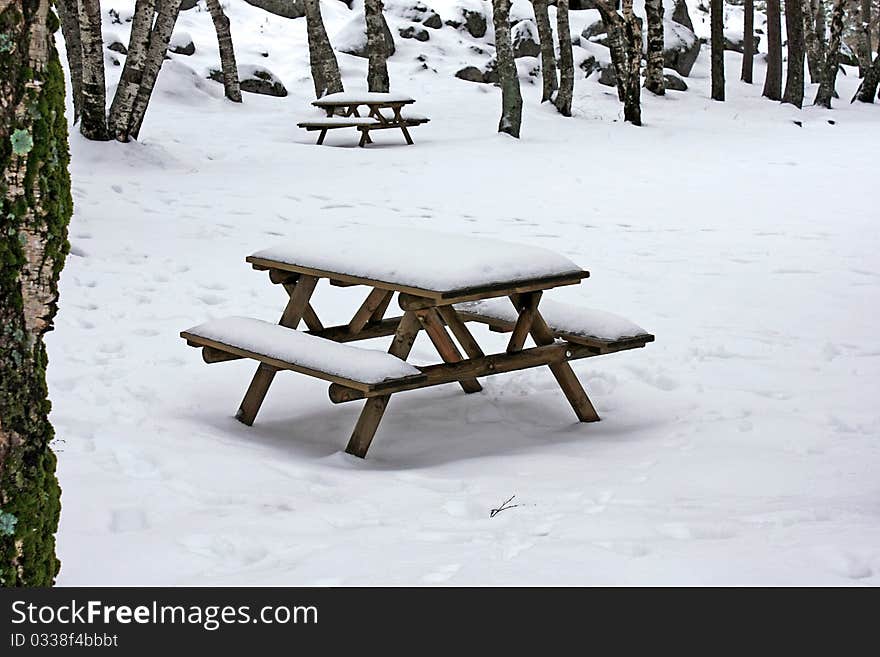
(345, 311, 421, 458)
(317, 129, 327, 145)
(417, 308, 482, 394)
(517, 298, 599, 423)
(237, 275, 319, 426)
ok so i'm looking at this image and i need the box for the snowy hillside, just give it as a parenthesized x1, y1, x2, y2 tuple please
(49, 1, 880, 585)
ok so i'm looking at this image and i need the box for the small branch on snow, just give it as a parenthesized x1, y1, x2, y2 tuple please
(489, 495, 522, 518)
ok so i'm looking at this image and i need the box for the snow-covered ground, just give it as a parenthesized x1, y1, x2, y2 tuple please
(50, 1, 880, 585)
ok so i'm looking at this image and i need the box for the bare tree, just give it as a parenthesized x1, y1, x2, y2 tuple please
(108, 0, 158, 141)
(783, 0, 806, 107)
(763, 0, 783, 99)
(711, 0, 725, 100)
(55, 0, 83, 122)
(304, 0, 343, 97)
(1, 0, 72, 586)
(804, 0, 826, 83)
(742, 0, 754, 82)
(206, 0, 242, 102)
(645, 0, 666, 95)
(595, 0, 642, 125)
(854, 0, 873, 76)
(491, 0, 523, 137)
(554, 0, 574, 115)
(532, 0, 558, 102)
(856, 50, 880, 101)
(78, 0, 109, 140)
(814, 0, 848, 107)
(365, 0, 390, 92)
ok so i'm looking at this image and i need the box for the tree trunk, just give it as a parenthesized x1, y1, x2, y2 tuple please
(804, 0, 825, 83)
(55, 0, 82, 122)
(814, 0, 847, 107)
(491, 0, 523, 137)
(595, 0, 642, 125)
(742, 0, 754, 82)
(304, 0, 343, 98)
(128, 0, 183, 140)
(0, 0, 72, 586)
(107, 0, 157, 142)
(78, 0, 109, 140)
(711, 0, 725, 100)
(206, 0, 241, 102)
(644, 0, 665, 95)
(856, 50, 880, 101)
(854, 0, 872, 76)
(365, 0, 389, 92)
(532, 0, 558, 102)
(554, 0, 574, 115)
(763, 0, 783, 100)
(783, 0, 805, 107)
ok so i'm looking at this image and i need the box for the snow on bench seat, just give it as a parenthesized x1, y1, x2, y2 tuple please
(455, 298, 654, 347)
(182, 317, 422, 387)
(313, 92, 415, 105)
(377, 110, 430, 123)
(297, 117, 381, 128)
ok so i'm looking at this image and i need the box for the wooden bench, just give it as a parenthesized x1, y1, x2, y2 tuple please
(300, 93, 429, 147)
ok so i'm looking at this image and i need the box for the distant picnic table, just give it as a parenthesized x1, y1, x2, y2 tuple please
(181, 227, 654, 458)
(298, 92, 429, 147)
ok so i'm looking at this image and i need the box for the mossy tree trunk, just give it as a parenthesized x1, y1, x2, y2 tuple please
(762, 0, 782, 100)
(206, 0, 242, 102)
(365, 0, 390, 92)
(78, 0, 109, 140)
(782, 0, 805, 107)
(532, 0, 557, 102)
(491, 0, 523, 137)
(554, 0, 574, 115)
(0, 0, 72, 587)
(304, 0, 343, 98)
(814, 0, 847, 108)
(741, 0, 754, 82)
(644, 0, 665, 95)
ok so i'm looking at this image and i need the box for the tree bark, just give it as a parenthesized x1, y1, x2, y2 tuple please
(595, 0, 642, 125)
(856, 50, 880, 101)
(742, 0, 754, 82)
(854, 0, 872, 76)
(532, 0, 558, 102)
(711, 0, 725, 100)
(554, 0, 574, 114)
(814, 0, 846, 107)
(206, 0, 241, 102)
(304, 0, 343, 98)
(128, 0, 183, 140)
(804, 0, 825, 83)
(763, 0, 783, 100)
(365, 0, 390, 92)
(0, 0, 72, 586)
(644, 0, 665, 95)
(491, 0, 523, 137)
(55, 0, 82, 122)
(107, 0, 157, 142)
(783, 0, 805, 107)
(78, 0, 109, 140)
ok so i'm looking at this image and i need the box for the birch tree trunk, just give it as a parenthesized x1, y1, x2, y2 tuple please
(782, 0, 805, 107)
(532, 0, 558, 102)
(206, 0, 241, 102)
(55, 0, 82, 122)
(856, 50, 880, 101)
(554, 0, 574, 115)
(304, 0, 343, 98)
(107, 0, 157, 142)
(710, 0, 725, 100)
(814, 0, 847, 107)
(804, 0, 825, 83)
(762, 0, 783, 100)
(365, 0, 390, 92)
(0, 0, 72, 586)
(742, 0, 754, 82)
(644, 0, 665, 95)
(595, 0, 642, 125)
(128, 0, 183, 140)
(491, 0, 523, 137)
(78, 0, 109, 140)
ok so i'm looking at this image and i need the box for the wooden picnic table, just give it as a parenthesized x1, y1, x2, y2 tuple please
(299, 92, 429, 147)
(181, 227, 654, 458)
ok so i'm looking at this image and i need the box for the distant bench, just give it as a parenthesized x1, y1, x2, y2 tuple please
(297, 92, 430, 147)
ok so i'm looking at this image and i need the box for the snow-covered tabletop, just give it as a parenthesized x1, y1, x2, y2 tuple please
(313, 92, 416, 106)
(249, 226, 587, 294)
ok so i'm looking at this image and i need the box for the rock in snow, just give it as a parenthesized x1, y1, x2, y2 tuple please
(241, 0, 305, 19)
(170, 31, 195, 56)
(664, 71, 688, 91)
(335, 11, 396, 59)
(445, 1, 489, 39)
(511, 20, 541, 59)
(209, 64, 287, 96)
(663, 20, 700, 77)
(399, 24, 430, 42)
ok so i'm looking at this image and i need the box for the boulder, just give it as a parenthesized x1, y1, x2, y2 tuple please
(170, 32, 195, 56)
(671, 0, 694, 31)
(335, 12, 396, 58)
(211, 65, 287, 96)
(399, 25, 430, 41)
(455, 65, 487, 82)
(598, 64, 617, 87)
(838, 42, 858, 67)
(578, 53, 599, 77)
(180, 0, 199, 10)
(664, 71, 688, 91)
(663, 20, 700, 77)
(446, 4, 488, 39)
(242, 0, 305, 19)
(723, 33, 760, 54)
(511, 20, 540, 59)
(581, 18, 606, 41)
(423, 12, 443, 29)
(385, 1, 443, 28)
(107, 41, 127, 55)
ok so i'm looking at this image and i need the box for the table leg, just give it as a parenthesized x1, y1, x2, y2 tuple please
(345, 311, 422, 458)
(236, 275, 319, 426)
(317, 129, 327, 145)
(392, 106, 414, 145)
(417, 308, 482, 393)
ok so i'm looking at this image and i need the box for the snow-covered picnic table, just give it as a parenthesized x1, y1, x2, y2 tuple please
(181, 227, 654, 458)
(298, 92, 429, 147)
